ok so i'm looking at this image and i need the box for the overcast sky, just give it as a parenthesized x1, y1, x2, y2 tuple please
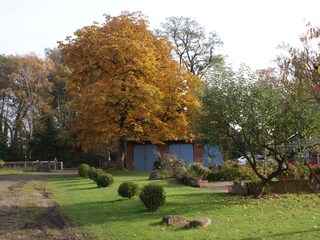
(0, 0, 319, 70)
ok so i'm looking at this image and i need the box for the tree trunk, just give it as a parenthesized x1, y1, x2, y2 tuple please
(254, 180, 267, 199)
(116, 137, 126, 169)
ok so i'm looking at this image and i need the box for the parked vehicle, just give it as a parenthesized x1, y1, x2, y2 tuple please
(236, 154, 274, 165)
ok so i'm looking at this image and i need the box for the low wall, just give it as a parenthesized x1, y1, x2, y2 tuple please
(4, 161, 64, 171)
(270, 180, 317, 194)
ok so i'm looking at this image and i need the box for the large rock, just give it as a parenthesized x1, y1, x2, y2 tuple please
(149, 171, 161, 180)
(189, 217, 211, 228)
(231, 181, 248, 195)
(163, 215, 189, 227)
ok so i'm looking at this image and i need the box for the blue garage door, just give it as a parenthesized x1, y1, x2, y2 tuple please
(169, 144, 193, 166)
(133, 145, 157, 171)
(204, 144, 223, 168)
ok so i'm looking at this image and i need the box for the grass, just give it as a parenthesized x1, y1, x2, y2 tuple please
(0, 168, 43, 174)
(47, 171, 320, 240)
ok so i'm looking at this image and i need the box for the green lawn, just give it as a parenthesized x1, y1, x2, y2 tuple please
(47, 171, 320, 240)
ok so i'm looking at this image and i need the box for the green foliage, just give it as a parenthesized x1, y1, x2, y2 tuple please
(139, 184, 166, 212)
(294, 161, 310, 180)
(154, 169, 168, 180)
(78, 163, 90, 178)
(207, 164, 242, 181)
(87, 167, 105, 181)
(174, 171, 199, 187)
(118, 181, 140, 199)
(187, 162, 210, 179)
(156, 155, 210, 187)
(197, 65, 320, 197)
(238, 167, 260, 182)
(156, 153, 185, 179)
(206, 164, 261, 182)
(246, 181, 273, 196)
(311, 165, 320, 173)
(95, 173, 114, 188)
(0, 159, 5, 168)
(153, 160, 163, 170)
(283, 162, 310, 180)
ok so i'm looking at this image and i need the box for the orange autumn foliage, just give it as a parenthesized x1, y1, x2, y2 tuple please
(60, 12, 201, 152)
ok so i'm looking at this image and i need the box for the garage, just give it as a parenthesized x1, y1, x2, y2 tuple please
(133, 145, 158, 170)
(204, 144, 223, 168)
(169, 143, 193, 166)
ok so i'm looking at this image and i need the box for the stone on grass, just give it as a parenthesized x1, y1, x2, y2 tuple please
(149, 171, 161, 180)
(189, 217, 211, 228)
(231, 181, 248, 195)
(163, 215, 189, 227)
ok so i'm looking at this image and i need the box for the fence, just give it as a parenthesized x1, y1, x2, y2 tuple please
(4, 160, 64, 171)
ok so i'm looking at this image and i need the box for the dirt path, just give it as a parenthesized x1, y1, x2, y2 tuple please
(0, 171, 86, 240)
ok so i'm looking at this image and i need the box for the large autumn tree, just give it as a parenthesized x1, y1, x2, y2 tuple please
(61, 12, 201, 169)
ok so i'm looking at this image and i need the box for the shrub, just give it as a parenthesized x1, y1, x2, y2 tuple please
(206, 171, 224, 182)
(0, 159, 5, 168)
(311, 165, 320, 173)
(187, 162, 209, 179)
(156, 153, 185, 178)
(139, 184, 166, 212)
(206, 164, 242, 181)
(245, 181, 273, 196)
(206, 164, 261, 182)
(153, 160, 163, 170)
(294, 161, 310, 180)
(280, 162, 310, 180)
(155, 169, 168, 179)
(96, 173, 114, 188)
(238, 167, 260, 182)
(88, 167, 105, 181)
(118, 181, 140, 199)
(175, 172, 199, 187)
(78, 163, 90, 178)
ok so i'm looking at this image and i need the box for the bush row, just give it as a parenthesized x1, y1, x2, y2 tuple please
(152, 156, 265, 186)
(205, 164, 260, 182)
(78, 164, 165, 212)
(78, 164, 114, 187)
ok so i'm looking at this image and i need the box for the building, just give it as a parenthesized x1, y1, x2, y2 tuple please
(126, 140, 223, 170)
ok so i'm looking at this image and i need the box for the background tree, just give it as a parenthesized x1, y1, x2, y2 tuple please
(158, 16, 224, 79)
(61, 12, 201, 169)
(0, 54, 53, 161)
(0, 54, 13, 160)
(277, 24, 320, 102)
(197, 65, 320, 198)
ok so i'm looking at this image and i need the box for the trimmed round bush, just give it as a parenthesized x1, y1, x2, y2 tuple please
(96, 173, 114, 188)
(88, 167, 105, 181)
(139, 184, 166, 212)
(78, 163, 90, 178)
(118, 181, 140, 199)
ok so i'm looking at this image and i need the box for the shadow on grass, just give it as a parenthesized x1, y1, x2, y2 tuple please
(53, 190, 243, 228)
(69, 186, 98, 191)
(241, 228, 320, 240)
(149, 221, 163, 227)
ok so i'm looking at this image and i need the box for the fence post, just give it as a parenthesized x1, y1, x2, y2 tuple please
(54, 158, 57, 170)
